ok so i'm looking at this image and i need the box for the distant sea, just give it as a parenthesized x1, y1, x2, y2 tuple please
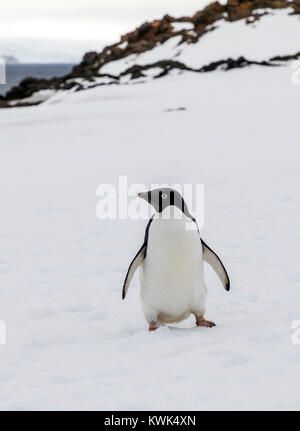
(0, 63, 75, 96)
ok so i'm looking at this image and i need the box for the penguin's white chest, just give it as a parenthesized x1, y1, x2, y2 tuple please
(140, 211, 206, 323)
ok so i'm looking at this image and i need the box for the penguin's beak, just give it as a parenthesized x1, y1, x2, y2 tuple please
(138, 192, 147, 200)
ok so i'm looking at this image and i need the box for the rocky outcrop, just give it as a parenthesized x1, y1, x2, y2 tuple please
(72, 0, 297, 78)
(1, 0, 299, 108)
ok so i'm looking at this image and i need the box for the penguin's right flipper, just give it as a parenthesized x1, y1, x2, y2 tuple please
(201, 240, 230, 291)
(122, 245, 146, 299)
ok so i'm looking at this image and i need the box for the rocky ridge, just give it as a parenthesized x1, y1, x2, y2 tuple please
(0, 0, 299, 107)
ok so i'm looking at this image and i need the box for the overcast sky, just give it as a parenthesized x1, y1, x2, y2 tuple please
(0, 0, 211, 62)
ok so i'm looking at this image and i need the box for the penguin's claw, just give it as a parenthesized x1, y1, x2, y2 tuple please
(149, 321, 159, 331)
(196, 319, 216, 328)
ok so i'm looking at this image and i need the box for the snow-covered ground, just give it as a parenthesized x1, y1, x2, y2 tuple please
(101, 10, 300, 75)
(0, 64, 300, 410)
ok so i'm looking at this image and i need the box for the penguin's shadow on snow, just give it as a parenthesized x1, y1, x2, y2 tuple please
(165, 325, 201, 333)
(121, 324, 201, 338)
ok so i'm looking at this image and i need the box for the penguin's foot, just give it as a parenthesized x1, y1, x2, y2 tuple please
(196, 318, 216, 328)
(149, 321, 159, 331)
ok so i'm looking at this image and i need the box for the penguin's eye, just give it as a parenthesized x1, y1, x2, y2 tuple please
(161, 193, 168, 200)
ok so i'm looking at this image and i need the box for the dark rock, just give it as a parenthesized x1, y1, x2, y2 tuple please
(164, 107, 187, 112)
(193, 2, 225, 26)
(270, 52, 300, 61)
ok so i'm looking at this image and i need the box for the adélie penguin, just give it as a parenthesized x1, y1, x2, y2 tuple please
(122, 188, 230, 331)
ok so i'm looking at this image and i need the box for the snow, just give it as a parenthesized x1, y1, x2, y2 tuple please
(0, 63, 300, 410)
(118, 41, 128, 50)
(101, 10, 300, 75)
(7, 89, 55, 106)
(177, 10, 300, 67)
(172, 22, 195, 32)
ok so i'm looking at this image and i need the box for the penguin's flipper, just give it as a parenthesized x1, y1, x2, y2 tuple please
(122, 245, 146, 299)
(201, 240, 230, 291)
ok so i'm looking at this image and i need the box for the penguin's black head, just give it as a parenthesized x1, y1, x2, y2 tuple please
(138, 188, 194, 221)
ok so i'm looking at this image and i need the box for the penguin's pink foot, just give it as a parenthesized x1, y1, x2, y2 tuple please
(196, 318, 216, 328)
(149, 321, 159, 331)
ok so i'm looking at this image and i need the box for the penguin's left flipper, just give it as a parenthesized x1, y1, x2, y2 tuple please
(201, 240, 230, 291)
(122, 245, 146, 299)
